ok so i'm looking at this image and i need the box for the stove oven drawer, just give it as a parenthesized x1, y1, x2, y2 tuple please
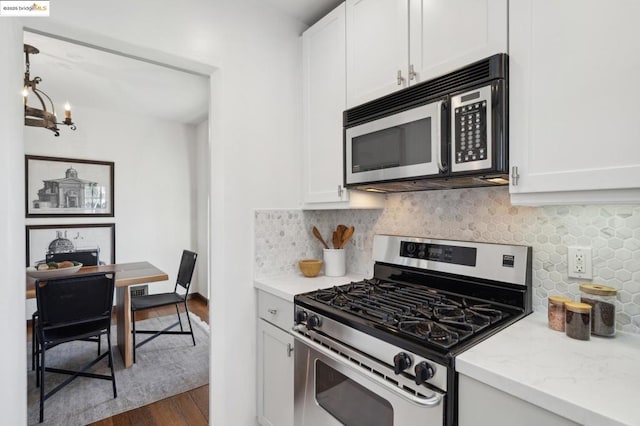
(258, 290, 294, 331)
(294, 332, 445, 426)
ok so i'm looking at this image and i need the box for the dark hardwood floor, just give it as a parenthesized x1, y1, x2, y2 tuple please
(27, 294, 210, 426)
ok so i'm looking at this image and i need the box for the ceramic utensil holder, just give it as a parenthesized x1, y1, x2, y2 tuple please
(323, 248, 345, 277)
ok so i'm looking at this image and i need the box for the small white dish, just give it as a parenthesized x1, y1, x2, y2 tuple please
(26, 264, 83, 279)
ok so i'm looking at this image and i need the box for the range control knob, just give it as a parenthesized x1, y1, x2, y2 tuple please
(307, 314, 322, 330)
(295, 310, 308, 324)
(414, 361, 435, 385)
(393, 352, 412, 375)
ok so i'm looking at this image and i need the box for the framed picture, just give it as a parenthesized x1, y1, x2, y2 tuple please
(26, 223, 116, 267)
(25, 155, 114, 218)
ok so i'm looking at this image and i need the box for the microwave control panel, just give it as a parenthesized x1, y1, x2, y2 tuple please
(455, 101, 487, 163)
(451, 84, 493, 172)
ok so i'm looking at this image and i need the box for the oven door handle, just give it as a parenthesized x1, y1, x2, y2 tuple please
(292, 331, 443, 408)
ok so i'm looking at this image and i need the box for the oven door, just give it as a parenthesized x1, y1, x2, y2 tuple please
(294, 332, 444, 426)
(345, 99, 447, 186)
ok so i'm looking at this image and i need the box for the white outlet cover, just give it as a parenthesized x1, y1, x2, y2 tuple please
(568, 246, 593, 279)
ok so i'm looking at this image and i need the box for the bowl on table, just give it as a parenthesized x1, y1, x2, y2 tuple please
(26, 263, 83, 279)
(299, 259, 323, 277)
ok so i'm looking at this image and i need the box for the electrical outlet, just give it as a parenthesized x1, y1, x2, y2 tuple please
(568, 247, 592, 279)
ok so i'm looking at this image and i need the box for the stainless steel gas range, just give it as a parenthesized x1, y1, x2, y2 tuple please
(292, 234, 532, 426)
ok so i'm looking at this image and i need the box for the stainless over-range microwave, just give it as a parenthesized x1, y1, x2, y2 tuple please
(344, 54, 509, 192)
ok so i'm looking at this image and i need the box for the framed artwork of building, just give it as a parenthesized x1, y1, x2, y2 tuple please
(25, 223, 116, 267)
(25, 155, 114, 217)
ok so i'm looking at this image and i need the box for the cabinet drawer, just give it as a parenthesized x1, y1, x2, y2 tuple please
(258, 291, 294, 331)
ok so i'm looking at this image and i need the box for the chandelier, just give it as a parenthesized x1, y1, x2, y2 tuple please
(23, 44, 76, 136)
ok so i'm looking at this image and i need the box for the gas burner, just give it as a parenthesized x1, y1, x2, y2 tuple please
(414, 306, 435, 319)
(398, 320, 460, 348)
(467, 306, 503, 323)
(434, 305, 466, 321)
(464, 310, 491, 328)
(313, 286, 354, 306)
(332, 293, 351, 307)
(428, 323, 452, 342)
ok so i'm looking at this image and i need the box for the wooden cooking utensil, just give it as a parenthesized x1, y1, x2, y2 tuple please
(312, 226, 330, 249)
(339, 226, 355, 249)
(332, 231, 340, 249)
(333, 225, 347, 248)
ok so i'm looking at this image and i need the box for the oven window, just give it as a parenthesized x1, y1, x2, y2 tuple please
(352, 117, 431, 173)
(315, 360, 393, 426)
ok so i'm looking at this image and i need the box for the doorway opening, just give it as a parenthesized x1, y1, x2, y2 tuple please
(23, 28, 213, 424)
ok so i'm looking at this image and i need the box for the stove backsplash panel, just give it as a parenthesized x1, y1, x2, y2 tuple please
(254, 187, 640, 334)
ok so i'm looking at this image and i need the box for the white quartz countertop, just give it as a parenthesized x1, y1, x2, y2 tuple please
(456, 311, 640, 426)
(254, 272, 367, 301)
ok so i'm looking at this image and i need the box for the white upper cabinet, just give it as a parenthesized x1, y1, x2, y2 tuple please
(302, 3, 384, 209)
(303, 4, 347, 204)
(509, 0, 640, 205)
(346, 0, 507, 108)
(346, 0, 409, 108)
(409, 0, 507, 85)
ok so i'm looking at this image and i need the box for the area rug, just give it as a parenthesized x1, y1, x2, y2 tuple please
(27, 313, 209, 426)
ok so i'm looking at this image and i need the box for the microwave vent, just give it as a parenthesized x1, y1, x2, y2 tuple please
(345, 54, 507, 126)
(352, 173, 510, 193)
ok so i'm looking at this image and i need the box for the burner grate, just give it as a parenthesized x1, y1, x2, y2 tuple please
(307, 278, 510, 349)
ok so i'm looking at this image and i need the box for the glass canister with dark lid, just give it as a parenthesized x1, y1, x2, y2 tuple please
(580, 284, 617, 337)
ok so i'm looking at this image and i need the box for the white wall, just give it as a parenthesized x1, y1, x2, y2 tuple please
(24, 105, 198, 317)
(195, 120, 210, 299)
(0, 19, 28, 426)
(16, 1, 306, 425)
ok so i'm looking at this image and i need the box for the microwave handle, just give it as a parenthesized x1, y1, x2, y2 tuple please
(437, 100, 448, 173)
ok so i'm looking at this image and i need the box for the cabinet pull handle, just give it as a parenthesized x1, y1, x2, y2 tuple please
(287, 343, 294, 357)
(397, 70, 405, 86)
(267, 308, 277, 315)
(409, 64, 416, 81)
(511, 166, 519, 186)
(337, 185, 343, 197)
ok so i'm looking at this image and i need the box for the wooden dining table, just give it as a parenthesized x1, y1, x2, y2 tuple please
(26, 261, 168, 368)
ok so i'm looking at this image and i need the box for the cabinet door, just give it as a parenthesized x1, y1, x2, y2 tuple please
(409, 0, 507, 84)
(509, 0, 640, 204)
(302, 4, 349, 204)
(458, 375, 579, 426)
(257, 320, 294, 426)
(346, 0, 409, 108)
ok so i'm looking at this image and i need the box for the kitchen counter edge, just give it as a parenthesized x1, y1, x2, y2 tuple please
(254, 272, 367, 302)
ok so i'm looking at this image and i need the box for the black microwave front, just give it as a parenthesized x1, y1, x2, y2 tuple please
(343, 54, 509, 192)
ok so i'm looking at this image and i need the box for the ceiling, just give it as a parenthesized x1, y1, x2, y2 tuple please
(264, 0, 343, 26)
(22, 2, 342, 126)
(23, 31, 210, 125)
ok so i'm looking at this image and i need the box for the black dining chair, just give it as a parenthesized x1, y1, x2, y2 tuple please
(34, 272, 117, 423)
(131, 250, 197, 363)
(46, 248, 100, 266)
(32, 250, 101, 371)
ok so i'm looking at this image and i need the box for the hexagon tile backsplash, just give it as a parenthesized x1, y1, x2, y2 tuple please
(254, 187, 640, 334)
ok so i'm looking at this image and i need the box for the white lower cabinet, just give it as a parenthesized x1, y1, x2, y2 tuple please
(257, 291, 294, 426)
(458, 375, 579, 426)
